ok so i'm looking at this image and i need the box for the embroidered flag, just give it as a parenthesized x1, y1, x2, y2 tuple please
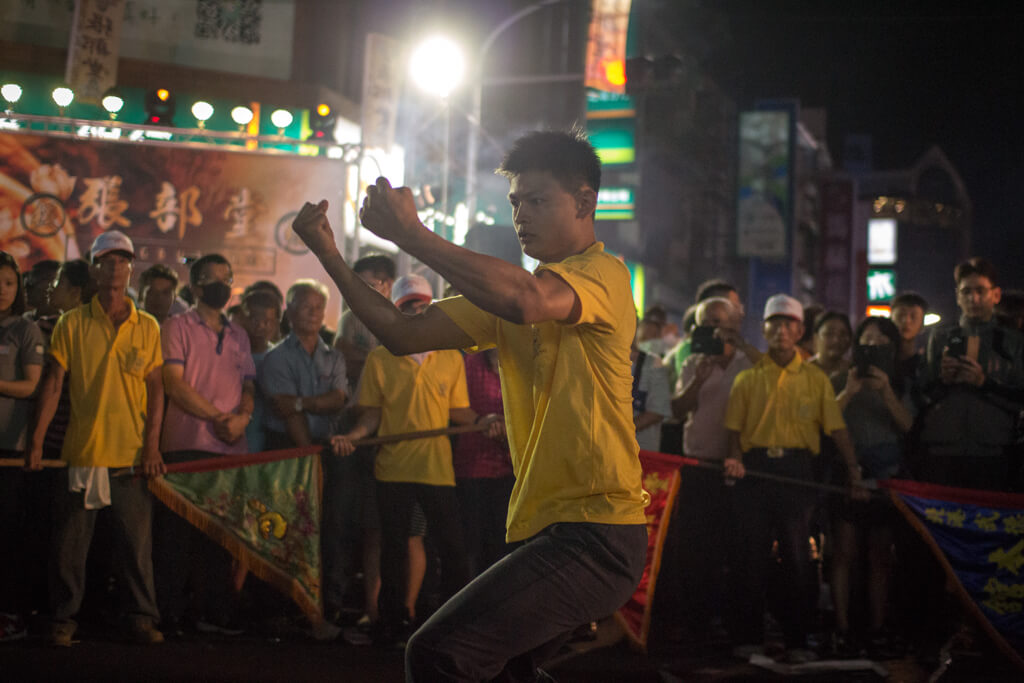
(885, 479, 1024, 670)
(149, 448, 325, 625)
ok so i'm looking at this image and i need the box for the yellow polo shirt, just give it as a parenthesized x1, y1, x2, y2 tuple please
(359, 347, 469, 486)
(49, 296, 162, 467)
(436, 242, 648, 543)
(724, 352, 845, 454)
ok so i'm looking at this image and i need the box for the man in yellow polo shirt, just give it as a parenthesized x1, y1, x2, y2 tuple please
(27, 231, 165, 647)
(332, 273, 478, 646)
(293, 130, 648, 681)
(723, 294, 861, 663)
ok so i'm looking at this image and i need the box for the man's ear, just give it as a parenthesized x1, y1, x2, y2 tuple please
(575, 187, 597, 219)
(992, 286, 1003, 306)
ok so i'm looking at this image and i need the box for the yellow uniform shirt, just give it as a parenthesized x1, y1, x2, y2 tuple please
(359, 347, 469, 486)
(49, 296, 162, 467)
(436, 242, 648, 543)
(724, 352, 846, 454)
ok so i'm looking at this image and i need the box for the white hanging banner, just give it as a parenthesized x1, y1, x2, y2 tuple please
(65, 0, 126, 104)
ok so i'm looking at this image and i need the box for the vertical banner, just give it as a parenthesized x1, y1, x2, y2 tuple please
(65, 0, 126, 104)
(584, 0, 632, 94)
(361, 33, 404, 151)
(616, 449, 684, 651)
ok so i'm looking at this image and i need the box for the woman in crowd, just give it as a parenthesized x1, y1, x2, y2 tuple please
(829, 316, 912, 657)
(0, 252, 46, 640)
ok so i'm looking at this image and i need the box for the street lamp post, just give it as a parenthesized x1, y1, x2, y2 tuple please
(409, 35, 465, 296)
(465, 0, 571, 219)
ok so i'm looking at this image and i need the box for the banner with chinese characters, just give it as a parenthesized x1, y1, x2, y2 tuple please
(616, 449, 684, 651)
(584, 0, 632, 94)
(885, 479, 1024, 670)
(361, 33, 404, 151)
(0, 131, 348, 322)
(66, 0, 126, 104)
(149, 447, 327, 628)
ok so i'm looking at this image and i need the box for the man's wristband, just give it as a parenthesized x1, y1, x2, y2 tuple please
(474, 414, 485, 424)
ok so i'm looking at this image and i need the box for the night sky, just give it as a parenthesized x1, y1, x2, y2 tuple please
(708, 1, 1024, 287)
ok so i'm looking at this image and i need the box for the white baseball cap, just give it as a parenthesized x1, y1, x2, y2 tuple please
(90, 230, 135, 262)
(763, 294, 803, 322)
(391, 273, 433, 308)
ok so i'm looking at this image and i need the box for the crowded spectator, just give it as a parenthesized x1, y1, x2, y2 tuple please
(664, 296, 759, 643)
(243, 280, 286, 341)
(154, 253, 255, 636)
(637, 305, 670, 357)
(665, 280, 743, 390)
(891, 291, 930, 413)
(631, 330, 671, 453)
(27, 231, 165, 646)
(917, 258, 1024, 490)
(330, 274, 477, 646)
(138, 263, 181, 324)
(333, 254, 396, 393)
(21, 259, 60, 321)
(829, 316, 912, 657)
(240, 289, 283, 452)
(0, 252, 45, 640)
(452, 348, 511, 578)
(723, 294, 862, 663)
(808, 310, 852, 379)
(260, 279, 349, 618)
(798, 304, 825, 359)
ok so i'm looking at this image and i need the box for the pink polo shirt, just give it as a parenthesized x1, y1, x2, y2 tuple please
(160, 309, 256, 455)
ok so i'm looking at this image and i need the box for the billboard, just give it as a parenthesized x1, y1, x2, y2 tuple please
(0, 131, 349, 322)
(584, 0, 632, 94)
(737, 109, 793, 259)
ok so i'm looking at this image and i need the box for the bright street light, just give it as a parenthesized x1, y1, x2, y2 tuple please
(409, 36, 465, 98)
(191, 100, 214, 127)
(52, 86, 74, 109)
(2, 83, 22, 106)
(231, 105, 254, 126)
(270, 108, 293, 131)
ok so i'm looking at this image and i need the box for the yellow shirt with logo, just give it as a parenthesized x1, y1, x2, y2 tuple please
(436, 242, 648, 543)
(49, 297, 163, 467)
(359, 347, 469, 486)
(724, 352, 846, 454)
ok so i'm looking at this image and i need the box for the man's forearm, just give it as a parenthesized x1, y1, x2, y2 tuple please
(283, 413, 313, 447)
(316, 251, 419, 348)
(634, 411, 664, 432)
(397, 228, 548, 324)
(164, 373, 221, 419)
(347, 406, 381, 441)
(305, 390, 347, 415)
(144, 374, 164, 454)
(29, 366, 64, 451)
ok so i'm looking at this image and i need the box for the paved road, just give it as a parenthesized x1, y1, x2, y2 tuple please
(2, 619, 1020, 682)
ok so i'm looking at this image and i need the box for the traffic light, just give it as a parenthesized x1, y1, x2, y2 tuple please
(145, 88, 175, 126)
(308, 103, 336, 141)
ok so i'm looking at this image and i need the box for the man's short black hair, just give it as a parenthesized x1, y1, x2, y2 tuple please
(891, 291, 929, 312)
(140, 263, 179, 290)
(954, 257, 999, 287)
(25, 259, 60, 287)
(189, 253, 231, 286)
(496, 129, 601, 194)
(243, 280, 284, 306)
(242, 289, 282, 315)
(353, 253, 396, 281)
(694, 279, 737, 303)
(814, 310, 852, 336)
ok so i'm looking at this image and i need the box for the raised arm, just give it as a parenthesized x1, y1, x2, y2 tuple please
(292, 201, 473, 355)
(357, 178, 580, 325)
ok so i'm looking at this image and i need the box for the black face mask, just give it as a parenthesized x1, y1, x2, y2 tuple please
(199, 281, 232, 310)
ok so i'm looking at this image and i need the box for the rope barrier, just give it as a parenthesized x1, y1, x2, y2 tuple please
(2, 426, 878, 498)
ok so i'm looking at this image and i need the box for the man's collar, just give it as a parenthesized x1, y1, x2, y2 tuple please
(89, 294, 139, 325)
